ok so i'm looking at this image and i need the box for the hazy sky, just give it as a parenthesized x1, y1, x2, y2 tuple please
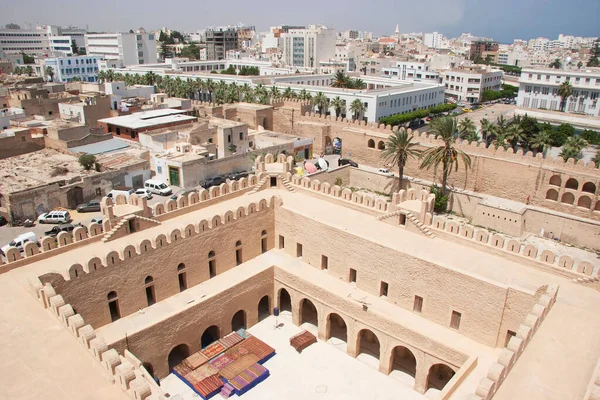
(1, 0, 598, 43)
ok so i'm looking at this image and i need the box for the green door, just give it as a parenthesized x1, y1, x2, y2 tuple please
(169, 166, 180, 187)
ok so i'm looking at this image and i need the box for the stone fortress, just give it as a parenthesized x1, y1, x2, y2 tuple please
(1, 102, 600, 400)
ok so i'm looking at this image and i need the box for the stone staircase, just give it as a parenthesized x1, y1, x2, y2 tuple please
(102, 215, 161, 243)
(377, 210, 435, 239)
(280, 177, 296, 192)
(250, 176, 269, 194)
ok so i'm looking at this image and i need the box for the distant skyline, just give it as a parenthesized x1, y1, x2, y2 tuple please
(0, 0, 599, 43)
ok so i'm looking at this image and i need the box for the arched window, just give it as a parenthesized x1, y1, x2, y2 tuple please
(565, 178, 579, 190)
(261, 230, 268, 254)
(107, 291, 120, 322)
(177, 264, 187, 291)
(144, 276, 156, 306)
(208, 250, 216, 278)
(377, 141, 385, 150)
(578, 195, 592, 209)
(549, 175, 561, 186)
(367, 139, 375, 148)
(545, 189, 559, 201)
(582, 182, 596, 194)
(561, 192, 575, 205)
(235, 240, 243, 266)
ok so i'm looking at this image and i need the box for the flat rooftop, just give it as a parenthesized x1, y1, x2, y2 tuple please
(98, 109, 196, 130)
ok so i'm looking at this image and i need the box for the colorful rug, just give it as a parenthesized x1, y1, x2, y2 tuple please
(225, 342, 252, 360)
(209, 353, 234, 370)
(193, 374, 223, 399)
(219, 354, 260, 380)
(238, 335, 276, 362)
(219, 332, 244, 349)
(290, 330, 317, 353)
(201, 341, 226, 359)
(186, 351, 209, 369)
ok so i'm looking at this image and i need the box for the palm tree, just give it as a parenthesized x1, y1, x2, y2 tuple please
(558, 81, 573, 112)
(270, 86, 281, 102)
(381, 129, 421, 184)
(504, 123, 525, 150)
(592, 150, 600, 167)
(463, 131, 480, 144)
(349, 99, 365, 121)
(353, 79, 366, 90)
(331, 71, 348, 88)
(143, 71, 158, 86)
(282, 87, 294, 100)
(479, 118, 496, 145)
(97, 70, 106, 84)
(564, 135, 588, 152)
(313, 92, 329, 115)
(330, 96, 345, 118)
(243, 89, 255, 103)
(529, 130, 552, 155)
(458, 117, 477, 139)
(299, 88, 310, 101)
(420, 117, 472, 194)
(25, 66, 34, 76)
(205, 80, 216, 102)
(559, 146, 581, 162)
(45, 66, 54, 82)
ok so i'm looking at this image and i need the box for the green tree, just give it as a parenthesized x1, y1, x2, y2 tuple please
(313, 92, 329, 115)
(180, 44, 200, 60)
(45, 66, 54, 82)
(504, 123, 525, 150)
(463, 131, 480, 144)
(458, 117, 476, 139)
(558, 81, 573, 112)
(581, 129, 600, 145)
(549, 58, 562, 69)
(25, 65, 33, 76)
(381, 129, 421, 184)
(556, 123, 576, 137)
(331, 71, 349, 88)
(564, 136, 588, 152)
(71, 40, 79, 55)
(559, 146, 581, 162)
(480, 118, 496, 145)
(330, 96, 345, 118)
(13, 66, 23, 75)
(78, 154, 97, 170)
(21, 53, 34, 64)
(587, 39, 600, 67)
(349, 99, 365, 121)
(577, 61, 584, 69)
(592, 150, 600, 167)
(420, 117, 472, 194)
(529, 130, 553, 155)
(220, 65, 237, 75)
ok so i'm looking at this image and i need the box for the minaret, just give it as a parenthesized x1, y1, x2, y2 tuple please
(394, 24, 400, 43)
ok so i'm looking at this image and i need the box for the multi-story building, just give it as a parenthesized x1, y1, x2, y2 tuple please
(469, 40, 499, 60)
(205, 28, 238, 60)
(40, 55, 103, 83)
(0, 24, 85, 56)
(424, 32, 444, 49)
(85, 30, 157, 67)
(382, 61, 441, 83)
(516, 68, 600, 116)
(60, 26, 87, 52)
(281, 25, 336, 68)
(442, 66, 503, 103)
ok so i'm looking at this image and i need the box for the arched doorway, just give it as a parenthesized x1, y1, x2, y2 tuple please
(201, 325, 220, 348)
(258, 295, 270, 322)
(142, 362, 154, 377)
(231, 310, 247, 331)
(262, 117, 269, 130)
(326, 313, 347, 352)
(168, 344, 190, 372)
(279, 288, 292, 313)
(300, 299, 318, 333)
(426, 364, 456, 392)
(389, 346, 417, 384)
(357, 329, 380, 368)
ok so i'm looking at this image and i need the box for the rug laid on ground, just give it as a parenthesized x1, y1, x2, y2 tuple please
(290, 330, 317, 353)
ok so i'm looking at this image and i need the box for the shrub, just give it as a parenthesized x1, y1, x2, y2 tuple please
(50, 166, 69, 177)
(430, 185, 448, 213)
(556, 123, 576, 137)
(334, 177, 343, 186)
(581, 129, 600, 145)
(78, 154, 96, 170)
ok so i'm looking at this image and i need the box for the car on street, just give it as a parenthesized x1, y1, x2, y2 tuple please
(171, 188, 199, 201)
(462, 108, 472, 113)
(377, 168, 394, 176)
(144, 180, 172, 196)
(201, 176, 226, 189)
(1, 232, 39, 255)
(37, 210, 71, 224)
(338, 159, 358, 168)
(134, 188, 153, 200)
(91, 218, 104, 232)
(76, 200, 101, 213)
(44, 223, 79, 238)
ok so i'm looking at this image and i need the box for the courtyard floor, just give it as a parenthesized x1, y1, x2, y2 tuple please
(160, 312, 430, 400)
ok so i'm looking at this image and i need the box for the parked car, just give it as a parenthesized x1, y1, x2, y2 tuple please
(462, 108, 472, 113)
(201, 176, 226, 189)
(171, 188, 198, 201)
(144, 179, 172, 196)
(91, 218, 103, 232)
(107, 186, 135, 201)
(377, 168, 394, 176)
(134, 188, 153, 200)
(1, 232, 39, 255)
(37, 210, 71, 224)
(44, 223, 79, 238)
(0, 215, 7, 227)
(76, 200, 101, 213)
(338, 159, 358, 168)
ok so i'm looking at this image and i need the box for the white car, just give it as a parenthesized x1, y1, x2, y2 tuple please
(37, 210, 71, 224)
(377, 168, 394, 176)
(135, 188, 153, 199)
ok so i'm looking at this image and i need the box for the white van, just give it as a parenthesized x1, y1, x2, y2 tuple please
(144, 179, 173, 196)
(37, 210, 71, 224)
(107, 186, 134, 202)
(1, 232, 39, 256)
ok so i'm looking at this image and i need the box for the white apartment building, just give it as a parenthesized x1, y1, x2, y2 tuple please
(41, 55, 102, 83)
(0, 25, 58, 55)
(517, 68, 600, 116)
(281, 25, 336, 68)
(424, 32, 444, 49)
(382, 61, 441, 83)
(85, 31, 157, 67)
(442, 66, 503, 103)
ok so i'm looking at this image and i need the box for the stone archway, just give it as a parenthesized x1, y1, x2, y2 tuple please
(426, 363, 456, 392)
(279, 288, 292, 313)
(326, 313, 348, 352)
(231, 310, 247, 331)
(300, 298, 318, 334)
(167, 344, 190, 372)
(356, 329, 380, 369)
(389, 346, 417, 385)
(201, 325, 220, 348)
(258, 295, 270, 322)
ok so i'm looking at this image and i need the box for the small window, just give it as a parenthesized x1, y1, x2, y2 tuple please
(239, 132, 244, 140)
(380, 281, 388, 297)
(413, 295, 423, 313)
(279, 235, 284, 249)
(450, 310, 462, 330)
(349, 268, 357, 283)
(296, 243, 303, 258)
(321, 255, 328, 270)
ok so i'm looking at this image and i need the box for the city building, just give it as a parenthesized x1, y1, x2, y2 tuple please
(516, 68, 600, 116)
(58, 93, 111, 126)
(469, 40, 499, 60)
(382, 61, 441, 83)
(85, 31, 157, 67)
(40, 55, 102, 83)
(424, 32, 444, 49)
(205, 28, 238, 60)
(98, 108, 197, 140)
(281, 25, 336, 68)
(442, 65, 503, 103)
